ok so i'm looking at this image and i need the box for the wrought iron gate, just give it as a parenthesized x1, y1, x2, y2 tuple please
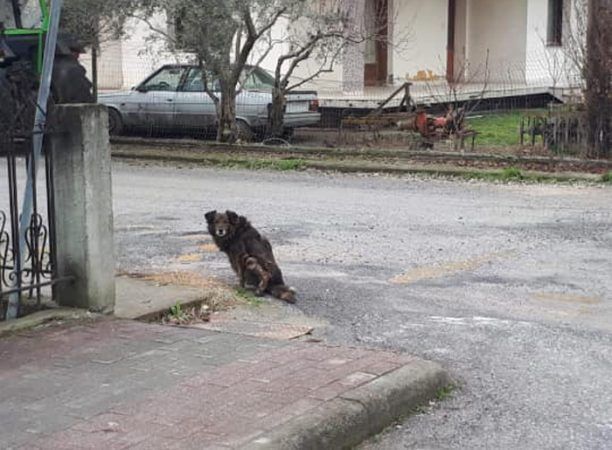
(0, 128, 61, 320)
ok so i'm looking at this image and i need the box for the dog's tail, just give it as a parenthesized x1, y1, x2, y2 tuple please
(270, 284, 296, 304)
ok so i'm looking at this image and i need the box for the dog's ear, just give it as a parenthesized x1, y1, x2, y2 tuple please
(226, 210, 239, 225)
(204, 210, 217, 224)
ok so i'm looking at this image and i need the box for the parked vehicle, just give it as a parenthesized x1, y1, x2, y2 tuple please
(98, 64, 321, 140)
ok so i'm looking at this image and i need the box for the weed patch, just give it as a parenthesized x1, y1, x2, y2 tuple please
(436, 384, 455, 401)
(501, 167, 524, 180)
(163, 301, 211, 325)
(235, 287, 264, 306)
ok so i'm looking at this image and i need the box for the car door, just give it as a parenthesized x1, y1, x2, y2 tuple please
(236, 69, 271, 128)
(173, 67, 218, 131)
(129, 66, 186, 131)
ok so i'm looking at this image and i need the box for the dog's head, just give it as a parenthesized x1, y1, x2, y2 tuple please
(205, 210, 242, 239)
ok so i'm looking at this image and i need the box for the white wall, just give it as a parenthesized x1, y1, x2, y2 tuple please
(466, 0, 528, 83)
(85, 12, 193, 91)
(92, 0, 581, 94)
(93, 11, 341, 92)
(391, 0, 448, 82)
(80, 40, 123, 90)
(525, 0, 582, 87)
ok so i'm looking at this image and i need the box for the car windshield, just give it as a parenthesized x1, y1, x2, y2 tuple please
(1, 0, 43, 29)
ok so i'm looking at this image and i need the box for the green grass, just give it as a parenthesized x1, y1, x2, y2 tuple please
(500, 167, 524, 180)
(221, 158, 305, 171)
(602, 171, 612, 183)
(462, 167, 528, 182)
(468, 110, 541, 147)
(235, 287, 264, 306)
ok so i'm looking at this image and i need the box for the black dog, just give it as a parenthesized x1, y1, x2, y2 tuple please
(205, 210, 296, 303)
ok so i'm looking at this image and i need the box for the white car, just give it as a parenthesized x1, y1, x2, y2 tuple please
(98, 64, 321, 140)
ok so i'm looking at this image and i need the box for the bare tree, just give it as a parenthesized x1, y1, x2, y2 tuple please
(61, 0, 140, 100)
(139, 0, 299, 142)
(266, 1, 349, 138)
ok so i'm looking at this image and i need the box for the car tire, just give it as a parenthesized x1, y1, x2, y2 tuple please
(236, 120, 254, 143)
(108, 108, 124, 135)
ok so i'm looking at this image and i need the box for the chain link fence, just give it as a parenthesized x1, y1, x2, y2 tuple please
(82, 48, 607, 157)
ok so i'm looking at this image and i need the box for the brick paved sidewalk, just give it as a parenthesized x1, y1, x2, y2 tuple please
(0, 319, 447, 449)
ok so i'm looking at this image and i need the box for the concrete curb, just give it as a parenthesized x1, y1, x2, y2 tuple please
(114, 275, 209, 320)
(0, 308, 96, 337)
(243, 359, 451, 450)
(110, 136, 612, 171)
(111, 149, 602, 184)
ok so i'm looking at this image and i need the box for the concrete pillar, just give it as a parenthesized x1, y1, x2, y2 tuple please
(49, 104, 115, 313)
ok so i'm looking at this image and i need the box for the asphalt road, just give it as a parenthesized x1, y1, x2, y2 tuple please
(3, 160, 612, 448)
(108, 161, 612, 450)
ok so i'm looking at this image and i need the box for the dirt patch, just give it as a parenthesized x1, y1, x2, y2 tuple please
(390, 251, 515, 285)
(122, 271, 242, 324)
(532, 292, 602, 305)
(175, 253, 202, 263)
(125, 271, 222, 289)
(160, 301, 212, 325)
(198, 243, 218, 253)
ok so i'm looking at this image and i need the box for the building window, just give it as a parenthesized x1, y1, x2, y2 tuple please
(547, 0, 563, 46)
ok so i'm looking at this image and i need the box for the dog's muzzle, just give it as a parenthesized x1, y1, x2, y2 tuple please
(216, 229, 226, 237)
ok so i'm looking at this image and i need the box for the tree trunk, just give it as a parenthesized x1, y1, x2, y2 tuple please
(217, 83, 237, 143)
(267, 86, 286, 139)
(584, 0, 611, 158)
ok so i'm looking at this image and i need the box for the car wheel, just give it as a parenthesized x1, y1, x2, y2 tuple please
(108, 108, 124, 135)
(236, 120, 254, 143)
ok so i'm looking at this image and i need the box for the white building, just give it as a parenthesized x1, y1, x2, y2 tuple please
(89, 0, 583, 106)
